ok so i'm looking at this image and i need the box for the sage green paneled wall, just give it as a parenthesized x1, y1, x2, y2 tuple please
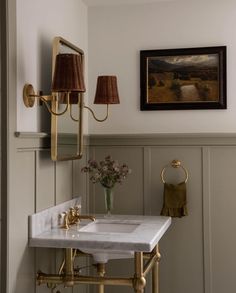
(8, 134, 236, 293)
(89, 147, 144, 215)
(89, 134, 236, 293)
(209, 147, 236, 293)
(9, 137, 89, 293)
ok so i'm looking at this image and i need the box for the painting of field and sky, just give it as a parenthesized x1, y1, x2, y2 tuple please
(140, 47, 226, 110)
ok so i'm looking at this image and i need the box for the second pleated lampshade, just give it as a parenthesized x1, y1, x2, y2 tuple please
(94, 76, 120, 104)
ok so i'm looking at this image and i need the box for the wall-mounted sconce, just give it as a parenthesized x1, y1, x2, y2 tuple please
(85, 75, 120, 122)
(23, 53, 86, 116)
(24, 53, 119, 120)
(23, 37, 120, 161)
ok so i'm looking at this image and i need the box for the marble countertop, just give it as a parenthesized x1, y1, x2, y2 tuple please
(29, 214, 171, 253)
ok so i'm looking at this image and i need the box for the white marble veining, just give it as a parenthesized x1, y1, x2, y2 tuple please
(29, 197, 81, 238)
(29, 200, 171, 253)
(29, 198, 171, 262)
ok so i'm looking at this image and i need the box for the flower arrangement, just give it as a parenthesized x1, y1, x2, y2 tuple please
(81, 155, 131, 189)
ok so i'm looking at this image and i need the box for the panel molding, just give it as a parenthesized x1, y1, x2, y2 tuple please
(202, 147, 213, 293)
(143, 147, 151, 215)
(13, 139, 88, 293)
(89, 133, 236, 146)
(15, 132, 236, 149)
(87, 134, 236, 293)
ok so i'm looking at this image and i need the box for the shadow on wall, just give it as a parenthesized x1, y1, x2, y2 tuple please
(38, 33, 51, 133)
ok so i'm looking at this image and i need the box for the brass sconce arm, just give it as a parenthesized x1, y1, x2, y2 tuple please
(84, 104, 109, 122)
(40, 94, 70, 116)
(70, 104, 109, 123)
(23, 84, 70, 116)
(69, 104, 81, 122)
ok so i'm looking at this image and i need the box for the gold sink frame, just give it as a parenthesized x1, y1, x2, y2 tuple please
(37, 245, 161, 293)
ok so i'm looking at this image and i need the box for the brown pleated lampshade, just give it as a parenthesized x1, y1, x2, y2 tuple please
(52, 53, 86, 93)
(94, 76, 120, 104)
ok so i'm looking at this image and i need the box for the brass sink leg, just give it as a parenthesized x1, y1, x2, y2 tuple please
(64, 248, 74, 287)
(133, 252, 146, 293)
(36, 247, 161, 293)
(97, 263, 106, 293)
(152, 245, 161, 293)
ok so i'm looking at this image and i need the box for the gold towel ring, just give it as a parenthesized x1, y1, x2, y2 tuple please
(161, 160, 189, 184)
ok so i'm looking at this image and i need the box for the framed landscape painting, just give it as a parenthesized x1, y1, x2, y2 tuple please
(140, 46, 226, 110)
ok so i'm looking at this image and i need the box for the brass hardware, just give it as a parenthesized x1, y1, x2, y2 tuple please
(51, 37, 85, 161)
(171, 159, 181, 168)
(51, 92, 84, 161)
(77, 214, 96, 222)
(23, 83, 35, 107)
(143, 254, 159, 277)
(59, 212, 70, 230)
(59, 206, 95, 230)
(133, 252, 146, 293)
(37, 271, 134, 286)
(70, 104, 109, 122)
(36, 245, 161, 293)
(64, 248, 74, 287)
(23, 37, 119, 162)
(84, 104, 109, 122)
(22, 37, 85, 162)
(97, 263, 106, 293)
(152, 245, 160, 293)
(23, 84, 70, 116)
(160, 159, 189, 183)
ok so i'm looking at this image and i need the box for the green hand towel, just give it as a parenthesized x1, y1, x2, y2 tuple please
(160, 181, 188, 218)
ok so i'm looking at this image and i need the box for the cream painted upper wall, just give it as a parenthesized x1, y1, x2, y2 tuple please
(88, 0, 236, 134)
(17, 0, 88, 133)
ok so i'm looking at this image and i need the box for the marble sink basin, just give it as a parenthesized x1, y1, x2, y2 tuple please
(79, 221, 139, 234)
(77, 220, 140, 262)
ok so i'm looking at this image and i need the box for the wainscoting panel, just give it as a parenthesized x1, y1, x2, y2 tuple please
(89, 146, 144, 215)
(35, 150, 56, 293)
(12, 135, 88, 293)
(36, 150, 55, 212)
(88, 134, 236, 293)
(10, 134, 236, 293)
(88, 144, 204, 293)
(72, 147, 90, 213)
(9, 150, 35, 293)
(55, 160, 73, 205)
(209, 147, 236, 293)
(147, 147, 204, 293)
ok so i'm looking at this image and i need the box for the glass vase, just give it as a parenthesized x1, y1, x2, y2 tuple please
(104, 187, 114, 216)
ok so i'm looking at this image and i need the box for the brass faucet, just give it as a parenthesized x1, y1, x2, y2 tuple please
(60, 205, 95, 230)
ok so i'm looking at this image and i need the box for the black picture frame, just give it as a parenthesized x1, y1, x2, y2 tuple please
(140, 46, 227, 110)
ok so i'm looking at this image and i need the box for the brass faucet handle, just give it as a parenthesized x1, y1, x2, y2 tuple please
(59, 211, 70, 230)
(69, 207, 76, 217)
(68, 207, 78, 225)
(74, 205, 81, 214)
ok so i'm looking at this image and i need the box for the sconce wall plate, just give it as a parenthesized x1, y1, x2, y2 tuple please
(23, 84, 36, 107)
